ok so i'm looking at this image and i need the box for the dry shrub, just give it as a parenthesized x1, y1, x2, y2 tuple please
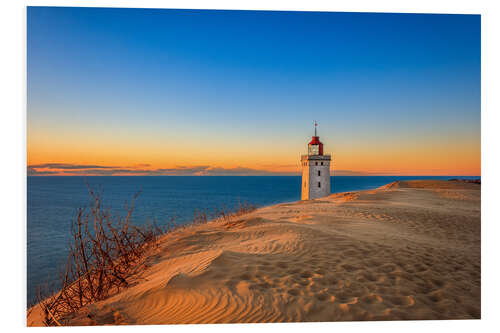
(33, 189, 255, 326)
(35, 186, 166, 326)
(193, 200, 256, 225)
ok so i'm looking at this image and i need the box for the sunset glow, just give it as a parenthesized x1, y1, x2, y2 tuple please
(27, 8, 480, 176)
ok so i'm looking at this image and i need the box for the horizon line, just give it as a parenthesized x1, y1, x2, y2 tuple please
(27, 174, 481, 177)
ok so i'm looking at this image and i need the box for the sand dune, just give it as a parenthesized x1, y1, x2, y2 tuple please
(27, 180, 480, 325)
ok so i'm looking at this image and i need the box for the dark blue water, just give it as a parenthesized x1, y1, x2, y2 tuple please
(27, 175, 479, 303)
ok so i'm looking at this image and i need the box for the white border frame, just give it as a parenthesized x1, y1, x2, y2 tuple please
(2, 0, 498, 332)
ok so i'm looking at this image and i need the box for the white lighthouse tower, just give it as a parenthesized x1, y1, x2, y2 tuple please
(301, 123, 332, 200)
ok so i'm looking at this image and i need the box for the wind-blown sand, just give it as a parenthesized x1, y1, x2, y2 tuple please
(28, 180, 480, 325)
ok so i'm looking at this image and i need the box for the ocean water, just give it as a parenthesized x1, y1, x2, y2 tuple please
(27, 175, 478, 304)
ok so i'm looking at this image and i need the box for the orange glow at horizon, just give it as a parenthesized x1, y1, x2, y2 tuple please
(27, 131, 481, 176)
(27, 113, 481, 176)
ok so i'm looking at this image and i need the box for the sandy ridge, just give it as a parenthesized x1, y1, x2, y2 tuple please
(28, 180, 481, 325)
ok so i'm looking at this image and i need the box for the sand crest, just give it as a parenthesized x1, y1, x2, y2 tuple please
(27, 180, 480, 325)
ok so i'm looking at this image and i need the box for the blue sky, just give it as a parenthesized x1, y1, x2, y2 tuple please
(27, 7, 480, 176)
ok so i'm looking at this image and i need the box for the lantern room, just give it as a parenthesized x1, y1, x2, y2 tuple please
(308, 136, 323, 156)
(308, 122, 323, 156)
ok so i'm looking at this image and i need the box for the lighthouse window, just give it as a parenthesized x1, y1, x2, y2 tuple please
(318, 182, 321, 188)
(315, 162, 318, 166)
(321, 162, 323, 165)
(318, 170, 321, 176)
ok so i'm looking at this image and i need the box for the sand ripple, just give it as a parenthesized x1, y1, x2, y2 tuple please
(30, 180, 480, 325)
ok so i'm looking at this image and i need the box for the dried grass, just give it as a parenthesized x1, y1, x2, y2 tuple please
(35, 185, 165, 326)
(33, 186, 256, 326)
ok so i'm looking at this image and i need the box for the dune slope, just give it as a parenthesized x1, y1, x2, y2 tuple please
(28, 180, 481, 325)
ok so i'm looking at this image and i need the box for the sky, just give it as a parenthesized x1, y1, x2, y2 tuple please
(27, 7, 481, 176)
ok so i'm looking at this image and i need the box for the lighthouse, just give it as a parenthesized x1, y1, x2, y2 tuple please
(301, 123, 332, 200)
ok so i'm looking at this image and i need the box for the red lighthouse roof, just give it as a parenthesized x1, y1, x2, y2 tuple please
(308, 122, 324, 155)
(309, 136, 321, 145)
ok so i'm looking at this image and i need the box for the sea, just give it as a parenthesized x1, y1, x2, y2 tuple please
(27, 175, 479, 304)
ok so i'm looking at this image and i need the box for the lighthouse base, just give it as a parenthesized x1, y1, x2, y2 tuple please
(301, 155, 331, 200)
